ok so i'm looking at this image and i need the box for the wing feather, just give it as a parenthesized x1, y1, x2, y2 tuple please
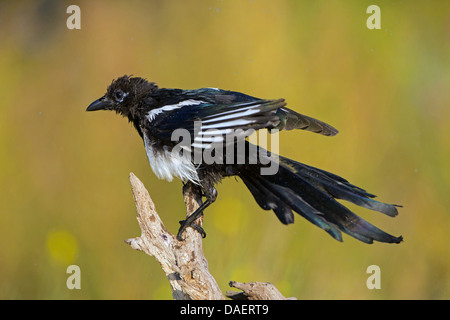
(147, 96, 338, 150)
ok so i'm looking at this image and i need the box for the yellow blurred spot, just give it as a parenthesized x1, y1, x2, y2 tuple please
(46, 230, 78, 265)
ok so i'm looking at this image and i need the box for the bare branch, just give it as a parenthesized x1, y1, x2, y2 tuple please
(125, 172, 224, 300)
(226, 281, 297, 300)
(125, 172, 296, 300)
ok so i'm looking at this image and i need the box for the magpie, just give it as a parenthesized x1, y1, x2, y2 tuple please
(87, 75, 402, 244)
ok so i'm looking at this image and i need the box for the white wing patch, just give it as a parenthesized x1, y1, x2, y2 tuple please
(146, 99, 205, 122)
(202, 119, 255, 130)
(190, 102, 267, 149)
(202, 108, 260, 124)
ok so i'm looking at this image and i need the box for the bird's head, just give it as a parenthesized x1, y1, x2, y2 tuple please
(86, 75, 158, 119)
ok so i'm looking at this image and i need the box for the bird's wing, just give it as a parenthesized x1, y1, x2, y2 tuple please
(275, 108, 338, 136)
(147, 98, 280, 149)
(147, 98, 338, 150)
(206, 89, 339, 136)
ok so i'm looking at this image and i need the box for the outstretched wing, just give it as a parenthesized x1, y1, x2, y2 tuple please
(147, 98, 283, 149)
(147, 93, 338, 150)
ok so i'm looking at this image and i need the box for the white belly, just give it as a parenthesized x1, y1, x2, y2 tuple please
(143, 135, 199, 184)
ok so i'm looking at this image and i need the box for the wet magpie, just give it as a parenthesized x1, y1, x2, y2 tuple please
(87, 75, 402, 244)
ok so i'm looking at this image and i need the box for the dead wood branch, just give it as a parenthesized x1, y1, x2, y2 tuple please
(125, 172, 295, 300)
(226, 281, 297, 300)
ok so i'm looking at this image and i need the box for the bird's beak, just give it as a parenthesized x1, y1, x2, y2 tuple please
(86, 96, 111, 111)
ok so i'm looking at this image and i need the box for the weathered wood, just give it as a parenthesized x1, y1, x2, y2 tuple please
(125, 172, 295, 300)
(125, 172, 224, 300)
(226, 281, 297, 300)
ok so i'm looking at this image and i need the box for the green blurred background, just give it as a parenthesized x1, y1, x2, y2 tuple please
(0, 0, 448, 299)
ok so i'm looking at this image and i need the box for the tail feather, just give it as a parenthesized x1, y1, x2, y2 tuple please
(241, 173, 344, 241)
(240, 173, 294, 224)
(238, 155, 403, 244)
(287, 161, 401, 217)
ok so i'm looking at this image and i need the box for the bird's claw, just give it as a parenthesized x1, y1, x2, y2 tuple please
(177, 219, 206, 241)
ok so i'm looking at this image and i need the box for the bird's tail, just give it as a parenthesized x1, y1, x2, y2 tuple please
(238, 153, 403, 244)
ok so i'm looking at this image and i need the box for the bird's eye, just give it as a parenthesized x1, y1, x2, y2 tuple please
(114, 89, 127, 102)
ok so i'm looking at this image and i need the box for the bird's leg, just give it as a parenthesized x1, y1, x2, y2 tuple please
(177, 199, 211, 241)
(177, 184, 217, 241)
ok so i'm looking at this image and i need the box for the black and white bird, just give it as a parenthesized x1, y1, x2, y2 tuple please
(87, 75, 402, 244)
